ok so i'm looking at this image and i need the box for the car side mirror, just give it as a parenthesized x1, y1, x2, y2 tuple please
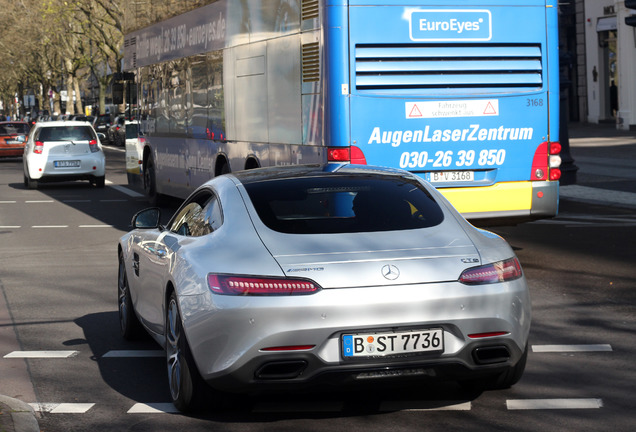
(132, 208, 162, 229)
(97, 133, 106, 141)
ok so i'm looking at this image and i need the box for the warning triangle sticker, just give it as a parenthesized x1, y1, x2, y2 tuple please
(483, 102, 497, 115)
(409, 104, 423, 118)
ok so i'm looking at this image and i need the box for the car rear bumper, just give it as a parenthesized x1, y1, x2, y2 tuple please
(180, 279, 530, 392)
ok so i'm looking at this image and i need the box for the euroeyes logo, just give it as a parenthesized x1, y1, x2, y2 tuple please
(409, 9, 492, 41)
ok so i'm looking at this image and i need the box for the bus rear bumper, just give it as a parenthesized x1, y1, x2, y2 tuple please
(439, 181, 559, 225)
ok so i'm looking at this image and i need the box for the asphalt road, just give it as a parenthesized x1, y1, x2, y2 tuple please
(1, 130, 635, 431)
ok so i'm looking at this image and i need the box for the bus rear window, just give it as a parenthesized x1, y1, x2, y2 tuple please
(244, 175, 444, 234)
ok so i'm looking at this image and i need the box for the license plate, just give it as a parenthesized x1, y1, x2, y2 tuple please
(342, 328, 444, 358)
(6, 140, 22, 145)
(54, 160, 81, 168)
(429, 171, 474, 183)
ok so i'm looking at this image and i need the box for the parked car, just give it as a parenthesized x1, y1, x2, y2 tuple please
(23, 121, 106, 188)
(117, 164, 531, 412)
(0, 121, 31, 158)
(107, 114, 126, 146)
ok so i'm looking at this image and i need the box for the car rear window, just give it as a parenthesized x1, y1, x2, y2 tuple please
(244, 175, 444, 234)
(1, 123, 29, 134)
(126, 123, 140, 138)
(37, 126, 96, 142)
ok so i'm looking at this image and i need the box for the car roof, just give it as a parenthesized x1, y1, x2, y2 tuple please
(229, 163, 414, 185)
(36, 121, 94, 127)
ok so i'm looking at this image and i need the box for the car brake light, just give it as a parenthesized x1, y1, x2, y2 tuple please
(459, 257, 523, 285)
(208, 274, 321, 296)
(34, 141, 44, 154)
(89, 139, 99, 153)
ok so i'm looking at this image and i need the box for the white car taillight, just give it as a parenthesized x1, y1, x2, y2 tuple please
(34, 141, 44, 154)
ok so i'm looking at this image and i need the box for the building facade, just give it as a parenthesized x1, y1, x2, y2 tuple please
(579, 0, 636, 130)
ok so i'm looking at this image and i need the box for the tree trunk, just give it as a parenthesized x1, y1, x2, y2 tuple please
(74, 78, 83, 115)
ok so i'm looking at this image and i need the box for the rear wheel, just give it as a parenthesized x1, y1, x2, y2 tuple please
(166, 292, 209, 412)
(118, 251, 144, 340)
(24, 172, 38, 189)
(144, 156, 165, 206)
(93, 175, 106, 188)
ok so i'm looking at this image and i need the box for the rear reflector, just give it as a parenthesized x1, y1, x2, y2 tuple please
(208, 274, 321, 296)
(260, 345, 315, 352)
(459, 257, 523, 285)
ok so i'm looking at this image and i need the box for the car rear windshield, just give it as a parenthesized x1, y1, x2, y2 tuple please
(37, 126, 96, 142)
(244, 175, 444, 234)
(125, 123, 140, 139)
(0, 123, 29, 134)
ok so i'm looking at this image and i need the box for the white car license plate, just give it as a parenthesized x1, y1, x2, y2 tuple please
(342, 328, 443, 358)
(429, 171, 474, 183)
(54, 160, 81, 168)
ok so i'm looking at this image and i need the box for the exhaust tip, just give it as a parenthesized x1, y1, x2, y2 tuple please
(472, 346, 511, 365)
(255, 360, 307, 380)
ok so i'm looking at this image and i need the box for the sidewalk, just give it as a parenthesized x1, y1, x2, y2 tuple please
(561, 122, 636, 209)
(0, 396, 39, 432)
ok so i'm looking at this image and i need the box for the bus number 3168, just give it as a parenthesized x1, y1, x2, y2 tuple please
(399, 149, 506, 169)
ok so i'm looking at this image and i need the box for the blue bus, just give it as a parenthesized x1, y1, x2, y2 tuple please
(123, 0, 561, 222)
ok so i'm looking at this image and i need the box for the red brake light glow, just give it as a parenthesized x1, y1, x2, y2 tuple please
(34, 141, 44, 154)
(327, 147, 351, 162)
(459, 257, 523, 285)
(208, 274, 321, 296)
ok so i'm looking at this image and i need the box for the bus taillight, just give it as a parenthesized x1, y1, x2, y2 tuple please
(531, 141, 561, 181)
(327, 146, 367, 164)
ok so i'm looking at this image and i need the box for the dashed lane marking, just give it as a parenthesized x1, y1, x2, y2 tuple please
(102, 350, 164, 358)
(128, 403, 180, 414)
(506, 399, 603, 410)
(30, 403, 95, 414)
(4, 351, 79, 359)
(379, 401, 471, 411)
(532, 344, 612, 353)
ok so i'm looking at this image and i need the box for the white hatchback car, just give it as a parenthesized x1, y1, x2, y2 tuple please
(23, 121, 106, 189)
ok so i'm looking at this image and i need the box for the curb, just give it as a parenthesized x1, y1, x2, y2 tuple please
(0, 395, 39, 432)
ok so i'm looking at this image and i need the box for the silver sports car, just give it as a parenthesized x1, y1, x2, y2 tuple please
(118, 164, 531, 412)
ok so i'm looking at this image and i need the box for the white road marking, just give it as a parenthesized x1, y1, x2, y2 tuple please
(102, 350, 164, 358)
(380, 401, 471, 411)
(506, 398, 603, 410)
(106, 181, 144, 197)
(25, 200, 54, 203)
(0, 226, 21, 229)
(78, 225, 114, 228)
(0, 201, 17, 203)
(128, 403, 180, 414)
(31, 225, 69, 228)
(4, 351, 79, 359)
(532, 344, 612, 353)
(30, 403, 95, 414)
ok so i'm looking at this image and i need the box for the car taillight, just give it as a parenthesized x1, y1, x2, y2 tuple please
(208, 274, 321, 296)
(34, 141, 44, 154)
(89, 139, 99, 153)
(459, 257, 523, 285)
(531, 141, 561, 181)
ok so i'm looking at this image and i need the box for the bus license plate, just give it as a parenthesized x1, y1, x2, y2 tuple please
(54, 160, 81, 168)
(342, 328, 443, 358)
(429, 171, 474, 183)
